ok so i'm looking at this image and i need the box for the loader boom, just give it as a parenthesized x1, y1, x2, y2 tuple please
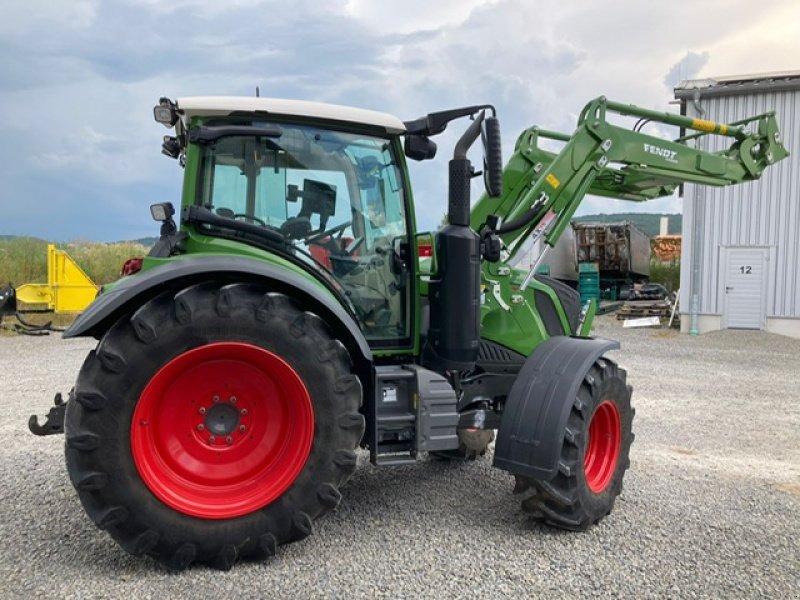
(471, 96, 789, 260)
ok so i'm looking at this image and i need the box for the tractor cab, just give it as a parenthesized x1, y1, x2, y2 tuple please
(160, 97, 416, 346)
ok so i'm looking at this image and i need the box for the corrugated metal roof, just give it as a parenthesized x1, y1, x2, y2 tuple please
(675, 71, 800, 98)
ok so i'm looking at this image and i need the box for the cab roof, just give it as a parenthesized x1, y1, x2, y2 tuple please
(176, 96, 406, 134)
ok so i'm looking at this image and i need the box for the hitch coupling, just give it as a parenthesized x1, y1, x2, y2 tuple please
(29, 392, 67, 436)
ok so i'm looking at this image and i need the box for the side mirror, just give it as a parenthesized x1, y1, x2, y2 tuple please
(481, 116, 503, 197)
(404, 134, 437, 161)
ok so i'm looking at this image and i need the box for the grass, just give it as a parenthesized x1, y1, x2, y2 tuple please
(0, 238, 150, 287)
(69, 242, 150, 285)
(649, 259, 680, 292)
(0, 238, 49, 286)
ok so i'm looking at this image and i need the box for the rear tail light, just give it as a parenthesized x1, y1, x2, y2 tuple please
(121, 257, 144, 276)
(418, 244, 433, 258)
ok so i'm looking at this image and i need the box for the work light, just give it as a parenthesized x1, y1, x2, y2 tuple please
(150, 202, 175, 222)
(153, 97, 178, 127)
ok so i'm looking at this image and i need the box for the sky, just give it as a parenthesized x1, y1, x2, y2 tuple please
(1, 0, 798, 242)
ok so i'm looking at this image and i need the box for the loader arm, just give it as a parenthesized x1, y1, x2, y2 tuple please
(471, 96, 789, 260)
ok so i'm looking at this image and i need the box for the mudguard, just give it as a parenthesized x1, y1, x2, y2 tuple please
(64, 255, 372, 364)
(493, 336, 619, 480)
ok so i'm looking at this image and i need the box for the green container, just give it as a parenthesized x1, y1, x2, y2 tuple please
(578, 262, 600, 305)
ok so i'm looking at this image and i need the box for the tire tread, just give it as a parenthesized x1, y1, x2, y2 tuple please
(64, 282, 363, 570)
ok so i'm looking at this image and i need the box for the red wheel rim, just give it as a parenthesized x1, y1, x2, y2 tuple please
(584, 400, 621, 493)
(131, 342, 314, 519)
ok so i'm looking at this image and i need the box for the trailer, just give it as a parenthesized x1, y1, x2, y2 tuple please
(574, 222, 650, 278)
(511, 220, 650, 293)
(509, 224, 578, 284)
(572, 221, 650, 298)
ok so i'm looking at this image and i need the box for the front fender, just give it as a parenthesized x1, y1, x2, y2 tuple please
(493, 336, 619, 480)
(64, 255, 372, 365)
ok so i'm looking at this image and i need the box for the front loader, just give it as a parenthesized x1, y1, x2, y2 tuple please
(30, 94, 787, 569)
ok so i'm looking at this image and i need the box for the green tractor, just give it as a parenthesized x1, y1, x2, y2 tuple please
(31, 94, 787, 569)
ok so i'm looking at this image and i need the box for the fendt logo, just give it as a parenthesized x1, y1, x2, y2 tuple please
(643, 143, 678, 163)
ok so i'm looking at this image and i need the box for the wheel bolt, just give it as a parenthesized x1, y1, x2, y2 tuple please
(226, 436, 233, 445)
(241, 408, 248, 416)
(230, 396, 237, 404)
(239, 425, 246, 432)
(212, 395, 220, 403)
(197, 424, 204, 431)
(208, 436, 216, 444)
(199, 407, 206, 415)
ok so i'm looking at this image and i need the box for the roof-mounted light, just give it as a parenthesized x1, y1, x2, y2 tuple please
(153, 97, 178, 128)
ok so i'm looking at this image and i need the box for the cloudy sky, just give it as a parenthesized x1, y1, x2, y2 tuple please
(1, 0, 798, 241)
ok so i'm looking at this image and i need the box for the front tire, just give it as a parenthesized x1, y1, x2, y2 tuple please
(517, 357, 634, 529)
(65, 282, 364, 569)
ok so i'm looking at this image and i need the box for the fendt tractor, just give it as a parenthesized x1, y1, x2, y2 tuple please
(30, 94, 786, 569)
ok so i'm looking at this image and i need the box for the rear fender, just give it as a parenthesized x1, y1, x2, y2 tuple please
(64, 256, 372, 367)
(493, 336, 619, 480)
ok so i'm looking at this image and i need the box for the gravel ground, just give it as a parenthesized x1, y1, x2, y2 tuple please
(0, 318, 798, 598)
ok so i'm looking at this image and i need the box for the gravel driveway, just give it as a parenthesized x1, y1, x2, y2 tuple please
(1, 318, 798, 598)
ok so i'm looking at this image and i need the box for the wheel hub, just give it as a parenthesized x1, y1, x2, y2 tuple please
(204, 401, 241, 437)
(584, 399, 621, 494)
(131, 342, 314, 519)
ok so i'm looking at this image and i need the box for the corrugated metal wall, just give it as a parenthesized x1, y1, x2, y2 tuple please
(681, 87, 800, 319)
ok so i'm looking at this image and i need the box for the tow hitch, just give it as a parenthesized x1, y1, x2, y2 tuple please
(29, 392, 67, 436)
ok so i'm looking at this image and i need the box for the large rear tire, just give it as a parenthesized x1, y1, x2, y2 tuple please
(516, 357, 634, 529)
(65, 282, 364, 570)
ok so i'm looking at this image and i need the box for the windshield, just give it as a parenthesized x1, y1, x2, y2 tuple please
(195, 122, 411, 344)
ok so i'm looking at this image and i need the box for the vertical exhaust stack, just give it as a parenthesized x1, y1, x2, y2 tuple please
(423, 114, 485, 372)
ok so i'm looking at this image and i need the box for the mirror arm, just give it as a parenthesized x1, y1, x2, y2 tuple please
(403, 104, 496, 136)
(454, 111, 485, 159)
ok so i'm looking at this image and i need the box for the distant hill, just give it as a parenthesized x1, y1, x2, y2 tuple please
(0, 234, 157, 247)
(129, 237, 158, 247)
(573, 213, 682, 237)
(0, 235, 47, 242)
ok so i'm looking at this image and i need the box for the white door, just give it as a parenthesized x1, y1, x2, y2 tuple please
(723, 247, 768, 330)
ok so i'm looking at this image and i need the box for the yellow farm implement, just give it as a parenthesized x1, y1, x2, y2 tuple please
(0, 244, 97, 334)
(15, 244, 98, 312)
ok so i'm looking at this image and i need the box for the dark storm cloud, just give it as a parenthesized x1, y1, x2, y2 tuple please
(0, 0, 793, 240)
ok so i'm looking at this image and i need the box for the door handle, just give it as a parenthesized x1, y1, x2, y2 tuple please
(725, 286, 734, 293)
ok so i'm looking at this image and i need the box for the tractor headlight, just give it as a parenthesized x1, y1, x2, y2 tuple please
(153, 97, 178, 127)
(150, 202, 175, 222)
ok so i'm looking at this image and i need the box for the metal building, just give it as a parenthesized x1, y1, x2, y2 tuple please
(675, 71, 800, 338)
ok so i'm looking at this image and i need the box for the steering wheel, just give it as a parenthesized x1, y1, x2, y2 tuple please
(234, 213, 267, 227)
(305, 221, 366, 262)
(305, 220, 352, 245)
